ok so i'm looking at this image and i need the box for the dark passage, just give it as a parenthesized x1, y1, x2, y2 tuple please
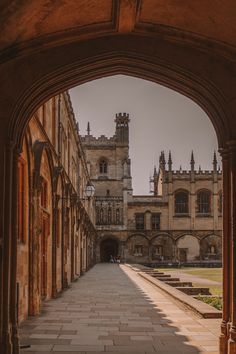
(100, 238, 119, 262)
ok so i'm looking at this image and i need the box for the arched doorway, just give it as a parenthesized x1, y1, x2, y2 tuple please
(0, 3, 235, 353)
(100, 238, 119, 262)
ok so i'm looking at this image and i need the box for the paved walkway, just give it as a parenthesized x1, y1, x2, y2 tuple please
(20, 264, 220, 354)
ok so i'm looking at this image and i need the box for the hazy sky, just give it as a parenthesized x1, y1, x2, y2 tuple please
(69, 75, 219, 195)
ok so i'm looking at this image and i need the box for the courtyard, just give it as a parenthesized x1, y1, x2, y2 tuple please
(19, 264, 220, 354)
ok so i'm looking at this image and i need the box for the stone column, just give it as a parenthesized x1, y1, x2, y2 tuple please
(28, 179, 41, 316)
(11, 149, 20, 354)
(0, 140, 14, 354)
(228, 142, 236, 354)
(52, 195, 60, 298)
(219, 148, 231, 354)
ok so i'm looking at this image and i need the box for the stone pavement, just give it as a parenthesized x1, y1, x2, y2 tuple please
(19, 264, 220, 354)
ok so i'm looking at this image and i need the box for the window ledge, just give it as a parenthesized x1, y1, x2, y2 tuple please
(196, 213, 212, 217)
(174, 214, 190, 218)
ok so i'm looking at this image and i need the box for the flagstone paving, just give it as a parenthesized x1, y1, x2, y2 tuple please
(19, 264, 220, 353)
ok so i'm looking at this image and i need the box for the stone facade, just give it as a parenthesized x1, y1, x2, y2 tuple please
(17, 93, 97, 323)
(81, 113, 222, 265)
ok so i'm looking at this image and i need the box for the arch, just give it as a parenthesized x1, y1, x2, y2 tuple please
(176, 234, 200, 262)
(100, 237, 119, 262)
(150, 233, 173, 242)
(151, 234, 174, 261)
(32, 141, 54, 190)
(7, 38, 231, 150)
(200, 234, 222, 261)
(175, 233, 201, 242)
(125, 233, 149, 261)
(126, 233, 148, 242)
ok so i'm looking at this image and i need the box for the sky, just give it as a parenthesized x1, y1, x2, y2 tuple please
(69, 75, 219, 195)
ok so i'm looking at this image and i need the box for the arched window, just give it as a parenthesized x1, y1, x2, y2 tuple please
(99, 159, 108, 174)
(116, 208, 120, 224)
(175, 191, 189, 214)
(197, 190, 211, 214)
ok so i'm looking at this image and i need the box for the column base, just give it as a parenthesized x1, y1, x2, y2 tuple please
(12, 325, 20, 354)
(2, 330, 13, 354)
(229, 339, 236, 354)
(220, 334, 228, 354)
(220, 321, 229, 354)
(229, 327, 236, 354)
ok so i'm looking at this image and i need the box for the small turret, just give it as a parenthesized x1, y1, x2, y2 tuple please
(168, 151, 172, 171)
(87, 122, 91, 135)
(159, 151, 166, 171)
(190, 151, 195, 171)
(213, 151, 217, 172)
(154, 165, 157, 176)
(115, 113, 130, 144)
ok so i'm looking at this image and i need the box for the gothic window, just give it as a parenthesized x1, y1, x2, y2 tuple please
(116, 208, 120, 224)
(151, 214, 160, 230)
(18, 158, 26, 243)
(175, 191, 189, 214)
(135, 213, 144, 230)
(99, 159, 108, 174)
(41, 178, 48, 209)
(197, 190, 211, 214)
(134, 245, 143, 256)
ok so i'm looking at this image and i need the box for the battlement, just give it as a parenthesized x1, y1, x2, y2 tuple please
(81, 134, 116, 146)
(115, 112, 130, 120)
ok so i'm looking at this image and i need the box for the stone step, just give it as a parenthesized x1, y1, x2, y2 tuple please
(165, 281, 193, 287)
(151, 274, 171, 277)
(143, 272, 165, 276)
(176, 287, 211, 296)
(157, 277, 180, 281)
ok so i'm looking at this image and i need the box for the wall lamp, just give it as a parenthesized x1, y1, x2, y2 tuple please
(61, 182, 95, 203)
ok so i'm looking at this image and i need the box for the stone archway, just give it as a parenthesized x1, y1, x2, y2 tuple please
(100, 238, 119, 263)
(0, 3, 236, 354)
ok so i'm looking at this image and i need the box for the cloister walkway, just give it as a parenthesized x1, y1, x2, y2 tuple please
(20, 264, 220, 354)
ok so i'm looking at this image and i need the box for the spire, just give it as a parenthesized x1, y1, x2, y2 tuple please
(199, 165, 202, 172)
(154, 165, 157, 176)
(213, 151, 217, 171)
(159, 151, 166, 171)
(87, 122, 90, 135)
(179, 165, 182, 172)
(168, 151, 172, 171)
(190, 151, 195, 171)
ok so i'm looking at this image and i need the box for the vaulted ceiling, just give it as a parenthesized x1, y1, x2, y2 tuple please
(0, 0, 235, 56)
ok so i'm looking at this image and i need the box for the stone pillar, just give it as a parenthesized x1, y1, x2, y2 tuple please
(52, 195, 60, 298)
(11, 149, 20, 354)
(28, 181, 41, 316)
(228, 142, 236, 354)
(0, 140, 15, 354)
(219, 148, 231, 354)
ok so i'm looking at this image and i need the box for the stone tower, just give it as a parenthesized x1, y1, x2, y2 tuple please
(80, 113, 133, 261)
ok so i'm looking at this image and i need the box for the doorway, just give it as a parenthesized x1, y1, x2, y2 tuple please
(100, 238, 119, 262)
